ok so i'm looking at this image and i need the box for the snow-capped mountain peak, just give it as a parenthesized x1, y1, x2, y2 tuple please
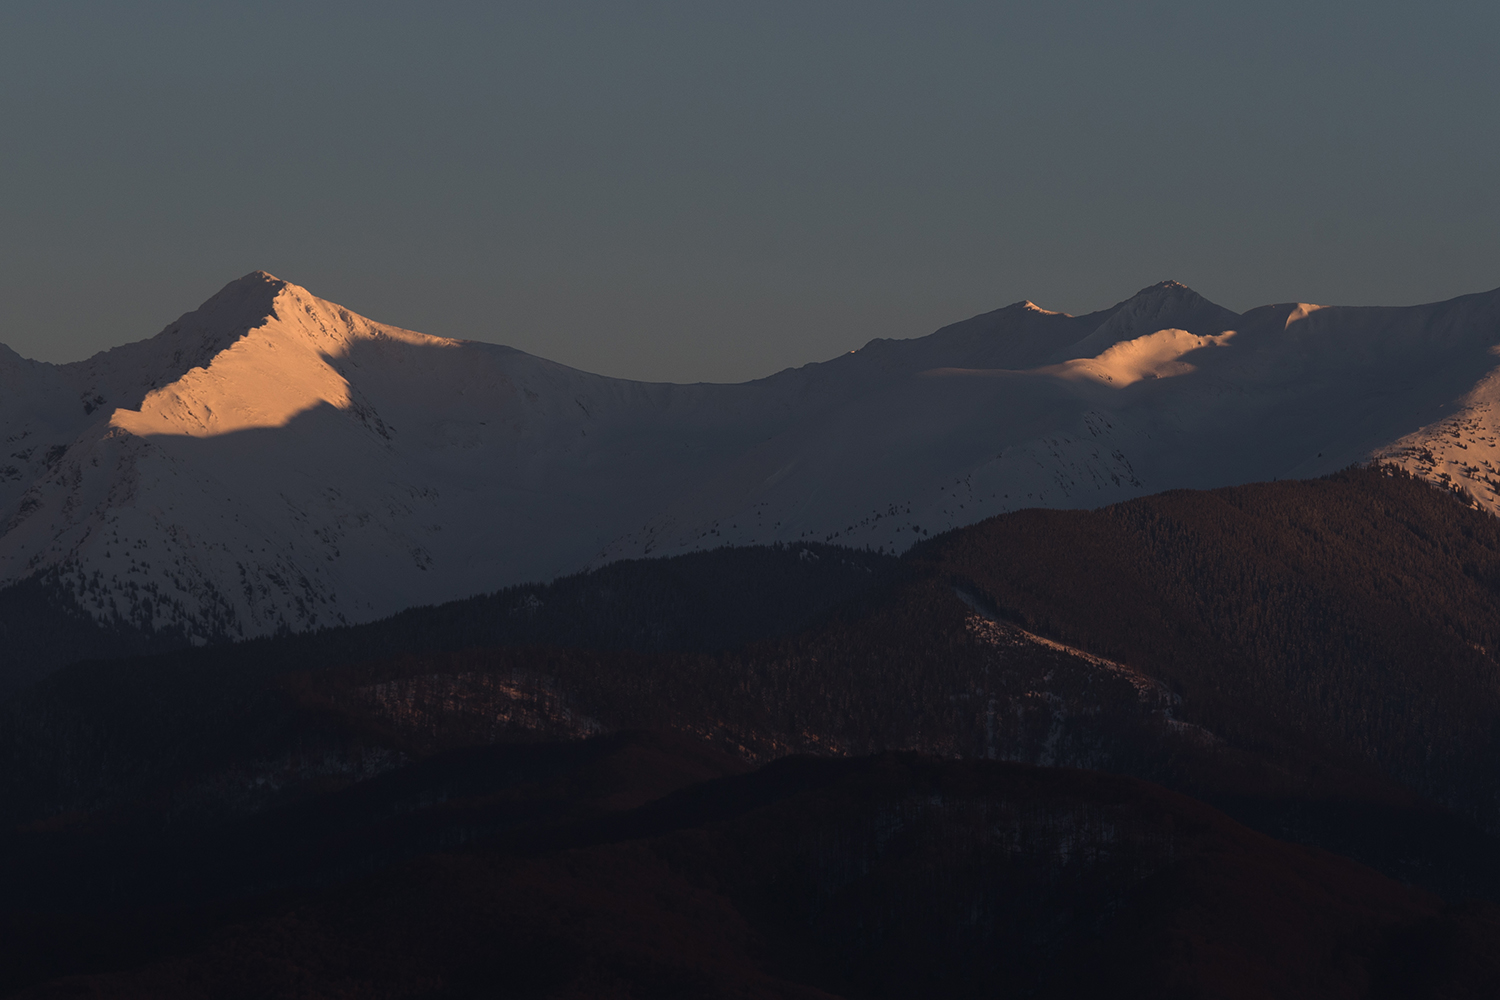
(104, 274, 455, 440)
(1061, 280, 1239, 361)
(60, 271, 288, 414)
(4, 274, 1500, 660)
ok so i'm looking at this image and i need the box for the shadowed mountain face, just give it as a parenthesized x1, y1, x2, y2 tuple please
(8, 466, 1500, 996)
(3, 273, 1500, 668)
(922, 468, 1500, 828)
(6, 740, 1500, 999)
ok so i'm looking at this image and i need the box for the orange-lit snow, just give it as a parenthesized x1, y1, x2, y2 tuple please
(3, 273, 1499, 642)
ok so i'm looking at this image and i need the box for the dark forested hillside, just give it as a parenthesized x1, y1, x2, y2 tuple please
(921, 465, 1500, 834)
(0, 541, 895, 692)
(8, 465, 1500, 995)
(0, 576, 190, 693)
(10, 743, 1500, 999)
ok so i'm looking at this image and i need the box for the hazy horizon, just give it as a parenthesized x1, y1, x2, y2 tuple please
(17, 270, 1500, 388)
(3, 2, 1497, 383)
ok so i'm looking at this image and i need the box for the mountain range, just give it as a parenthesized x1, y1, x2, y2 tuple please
(5, 272, 1500, 671)
(7, 466, 1500, 996)
(9, 273, 1500, 995)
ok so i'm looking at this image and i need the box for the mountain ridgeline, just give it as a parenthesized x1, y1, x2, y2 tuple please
(12, 742, 1496, 999)
(0, 541, 895, 691)
(5, 271, 1500, 654)
(7, 465, 1500, 995)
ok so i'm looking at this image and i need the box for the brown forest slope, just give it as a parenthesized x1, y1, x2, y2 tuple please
(8, 466, 1500, 994)
(16, 747, 1500, 1000)
(8, 470, 1500, 893)
(923, 465, 1500, 833)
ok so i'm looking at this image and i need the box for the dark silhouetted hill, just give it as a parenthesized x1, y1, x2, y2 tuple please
(10, 466, 1500, 994)
(10, 747, 1499, 999)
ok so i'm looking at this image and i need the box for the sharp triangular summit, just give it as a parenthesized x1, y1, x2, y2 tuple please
(1061, 280, 1240, 361)
(3, 274, 1500, 678)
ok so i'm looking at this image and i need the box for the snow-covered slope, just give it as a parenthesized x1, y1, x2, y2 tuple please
(3, 272, 1499, 645)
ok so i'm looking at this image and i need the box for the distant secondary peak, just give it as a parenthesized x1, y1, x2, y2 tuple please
(1131, 280, 1196, 299)
(1116, 280, 1234, 318)
(1060, 280, 1238, 361)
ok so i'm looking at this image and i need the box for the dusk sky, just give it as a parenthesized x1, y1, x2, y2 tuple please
(2, 1, 1496, 383)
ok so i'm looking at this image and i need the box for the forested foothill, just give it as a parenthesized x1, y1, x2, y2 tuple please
(5, 464, 1500, 996)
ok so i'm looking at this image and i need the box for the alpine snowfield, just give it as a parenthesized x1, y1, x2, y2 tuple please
(2, 271, 1499, 643)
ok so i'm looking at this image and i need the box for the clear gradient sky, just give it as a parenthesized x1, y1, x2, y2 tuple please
(2, 1, 1497, 383)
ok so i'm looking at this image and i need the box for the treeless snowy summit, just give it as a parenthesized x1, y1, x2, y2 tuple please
(2, 271, 1499, 643)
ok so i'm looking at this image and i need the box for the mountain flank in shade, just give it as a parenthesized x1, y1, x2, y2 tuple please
(3, 271, 1500, 669)
(8, 465, 1500, 895)
(12, 745, 1496, 999)
(8, 466, 1500, 994)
